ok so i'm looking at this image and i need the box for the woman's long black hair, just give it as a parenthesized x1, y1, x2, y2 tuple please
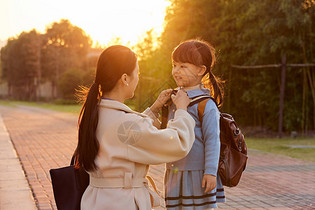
(75, 45, 137, 171)
(172, 39, 224, 107)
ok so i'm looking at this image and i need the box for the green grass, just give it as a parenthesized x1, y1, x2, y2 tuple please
(0, 100, 17, 107)
(0, 100, 82, 114)
(246, 138, 315, 162)
(0, 99, 137, 114)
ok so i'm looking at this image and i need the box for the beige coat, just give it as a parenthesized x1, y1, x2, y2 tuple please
(81, 99, 195, 210)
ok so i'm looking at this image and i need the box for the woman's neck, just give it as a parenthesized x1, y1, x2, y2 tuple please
(102, 89, 126, 103)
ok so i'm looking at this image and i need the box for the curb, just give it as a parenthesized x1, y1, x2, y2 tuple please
(0, 114, 37, 210)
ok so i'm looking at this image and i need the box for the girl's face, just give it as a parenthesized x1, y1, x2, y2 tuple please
(172, 61, 202, 87)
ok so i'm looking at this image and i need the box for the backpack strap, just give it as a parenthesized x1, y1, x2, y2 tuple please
(189, 95, 211, 107)
(161, 95, 216, 128)
(197, 98, 210, 125)
(161, 105, 168, 129)
(196, 96, 219, 124)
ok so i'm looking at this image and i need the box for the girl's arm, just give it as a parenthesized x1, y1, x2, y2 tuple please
(200, 100, 220, 192)
(201, 100, 220, 176)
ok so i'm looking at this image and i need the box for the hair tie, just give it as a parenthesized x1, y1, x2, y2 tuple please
(91, 82, 100, 93)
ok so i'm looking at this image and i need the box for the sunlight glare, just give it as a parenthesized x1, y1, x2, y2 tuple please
(59, 0, 170, 46)
(0, 0, 171, 47)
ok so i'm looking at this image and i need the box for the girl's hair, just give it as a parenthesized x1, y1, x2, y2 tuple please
(172, 39, 224, 107)
(76, 45, 137, 171)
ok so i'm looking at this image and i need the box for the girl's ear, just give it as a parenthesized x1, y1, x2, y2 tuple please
(197, 65, 207, 76)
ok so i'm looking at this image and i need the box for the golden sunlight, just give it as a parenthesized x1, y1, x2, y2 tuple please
(76, 0, 171, 46)
(0, 0, 171, 46)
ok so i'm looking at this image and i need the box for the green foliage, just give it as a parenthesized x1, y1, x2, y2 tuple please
(132, 30, 176, 111)
(0, 30, 41, 100)
(82, 67, 96, 87)
(1, 19, 93, 100)
(211, 0, 315, 132)
(1, 2, 315, 133)
(136, 0, 315, 132)
(58, 69, 84, 99)
(41, 19, 92, 96)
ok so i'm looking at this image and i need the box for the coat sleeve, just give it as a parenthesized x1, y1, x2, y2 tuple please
(201, 100, 221, 176)
(124, 109, 195, 165)
(142, 107, 161, 129)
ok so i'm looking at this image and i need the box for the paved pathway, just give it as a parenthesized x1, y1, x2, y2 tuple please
(0, 104, 314, 210)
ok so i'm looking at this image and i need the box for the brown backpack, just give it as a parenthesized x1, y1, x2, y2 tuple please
(196, 97, 248, 187)
(161, 94, 248, 187)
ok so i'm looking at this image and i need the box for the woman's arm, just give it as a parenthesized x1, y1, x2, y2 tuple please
(142, 89, 173, 129)
(142, 108, 161, 129)
(124, 109, 195, 165)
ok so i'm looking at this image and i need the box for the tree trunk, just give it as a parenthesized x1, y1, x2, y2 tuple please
(313, 70, 315, 129)
(36, 36, 42, 101)
(302, 69, 306, 136)
(278, 56, 286, 138)
(227, 67, 232, 113)
(306, 69, 315, 130)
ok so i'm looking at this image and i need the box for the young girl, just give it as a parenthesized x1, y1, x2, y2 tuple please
(164, 40, 225, 209)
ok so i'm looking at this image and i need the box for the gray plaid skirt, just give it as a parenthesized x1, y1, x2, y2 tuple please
(164, 169, 225, 210)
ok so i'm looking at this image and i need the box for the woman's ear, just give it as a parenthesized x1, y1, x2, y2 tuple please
(120, 73, 129, 86)
(197, 65, 207, 76)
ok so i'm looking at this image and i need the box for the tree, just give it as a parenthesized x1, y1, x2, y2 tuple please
(213, 0, 315, 131)
(41, 19, 92, 97)
(58, 68, 84, 100)
(1, 30, 41, 100)
(1, 19, 93, 100)
(136, 0, 315, 133)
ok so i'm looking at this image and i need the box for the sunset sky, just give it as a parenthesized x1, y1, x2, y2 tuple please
(0, 0, 170, 47)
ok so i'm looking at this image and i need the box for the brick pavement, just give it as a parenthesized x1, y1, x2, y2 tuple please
(0, 105, 315, 210)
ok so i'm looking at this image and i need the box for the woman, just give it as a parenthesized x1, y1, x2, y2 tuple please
(76, 45, 196, 210)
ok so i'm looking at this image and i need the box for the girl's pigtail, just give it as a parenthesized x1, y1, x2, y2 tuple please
(208, 71, 224, 108)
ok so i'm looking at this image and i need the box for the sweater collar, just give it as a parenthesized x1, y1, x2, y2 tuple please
(175, 84, 210, 99)
(99, 99, 147, 117)
(186, 88, 210, 99)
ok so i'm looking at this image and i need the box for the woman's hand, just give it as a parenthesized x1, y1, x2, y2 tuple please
(150, 89, 173, 114)
(171, 90, 190, 111)
(202, 174, 217, 193)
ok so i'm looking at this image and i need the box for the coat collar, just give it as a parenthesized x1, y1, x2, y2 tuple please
(99, 99, 147, 117)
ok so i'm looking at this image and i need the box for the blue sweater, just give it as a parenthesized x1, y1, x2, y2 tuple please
(166, 88, 220, 176)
